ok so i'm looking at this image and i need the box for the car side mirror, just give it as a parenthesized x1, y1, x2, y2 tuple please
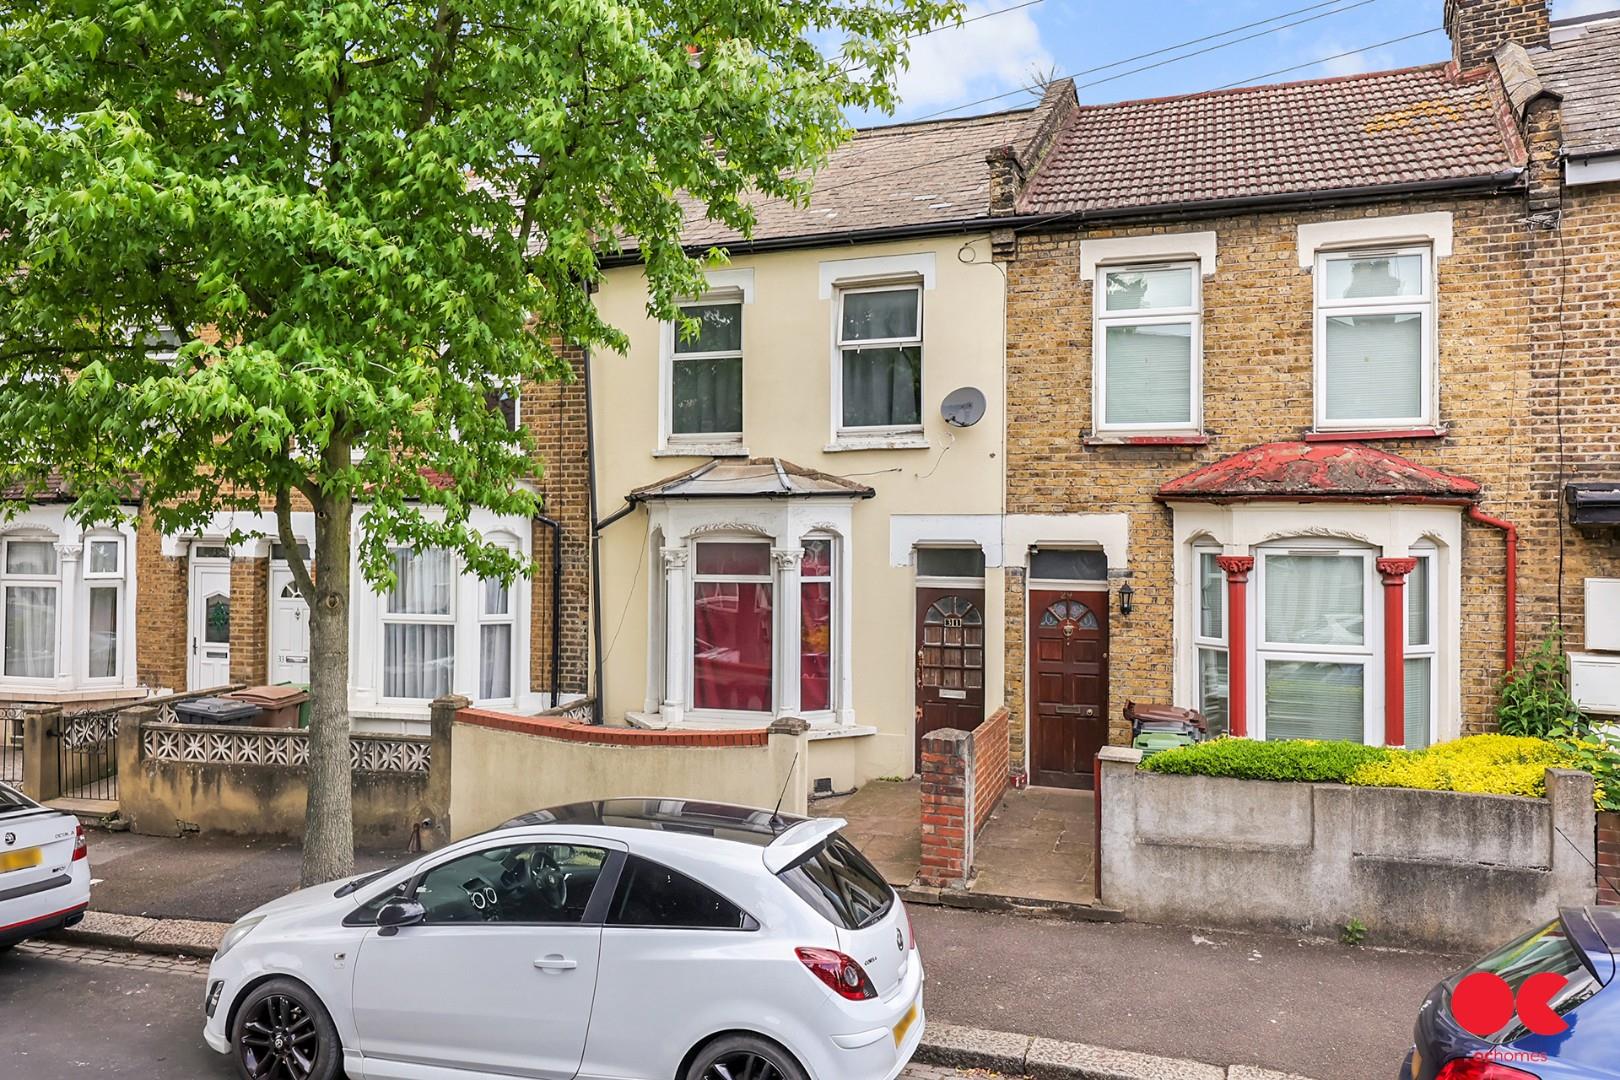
(376, 900, 426, 936)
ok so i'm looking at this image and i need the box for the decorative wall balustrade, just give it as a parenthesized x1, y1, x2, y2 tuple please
(141, 724, 431, 774)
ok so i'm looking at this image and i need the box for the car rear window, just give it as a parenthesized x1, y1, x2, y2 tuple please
(777, 834, 892, 930)
(1456, 918, 1602, 1043)
(0, 785, 34, 812)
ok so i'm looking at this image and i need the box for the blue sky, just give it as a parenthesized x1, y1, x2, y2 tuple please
(861, 0, 1617, 125)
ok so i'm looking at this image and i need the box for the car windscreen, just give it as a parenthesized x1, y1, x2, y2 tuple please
(1453, 918, 1603, 1043)
(776, 834, 892, 930)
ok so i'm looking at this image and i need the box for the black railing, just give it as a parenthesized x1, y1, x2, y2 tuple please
(1, 706, 24, 789)
(55, 707, 119, 802)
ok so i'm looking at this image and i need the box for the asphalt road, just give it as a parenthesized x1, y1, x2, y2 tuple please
(908, 904, 1459, 1080)
(0, 944, 987, 1080)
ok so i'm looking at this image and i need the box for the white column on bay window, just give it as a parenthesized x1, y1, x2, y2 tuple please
(660, 546, 690, 725)
(772, 545, 804, 719)
(56, 542, 80, 683)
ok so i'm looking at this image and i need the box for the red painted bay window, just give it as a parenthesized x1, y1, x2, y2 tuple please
(692, 541, 773, 712)
(800, 539, 834, 711)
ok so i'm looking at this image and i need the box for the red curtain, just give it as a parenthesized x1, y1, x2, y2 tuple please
(693, 582, 773, 711)
(801, 582, 832, 711)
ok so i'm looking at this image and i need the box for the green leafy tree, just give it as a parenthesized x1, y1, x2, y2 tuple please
(0, 0, 957, 884)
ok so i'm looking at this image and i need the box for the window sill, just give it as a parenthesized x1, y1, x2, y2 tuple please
(1303, 427, 1447, 442)
(823, 434, 930, 453)
(651, 440, 751, 459)
(1084, 433, 1209, 447)
(805, 723, 878, 741)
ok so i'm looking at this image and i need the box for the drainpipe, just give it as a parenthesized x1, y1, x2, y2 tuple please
(584, 343, 605, 725)
(1467, 505, 1519, 671)
(535, 514, 563, 706)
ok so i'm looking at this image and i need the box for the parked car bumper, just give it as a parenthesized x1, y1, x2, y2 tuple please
(0, 857, 91, 947)
(804, 955, 925, 1080)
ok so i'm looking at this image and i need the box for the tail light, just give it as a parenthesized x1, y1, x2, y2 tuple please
(1435, 1057, 1538, 1079)
(72, 824, 87, 862)
(796, 947, 877, 1001)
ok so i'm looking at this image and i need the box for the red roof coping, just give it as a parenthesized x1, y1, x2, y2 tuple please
(457, 707, 770, 749)
(1156, 442, 1482, 503)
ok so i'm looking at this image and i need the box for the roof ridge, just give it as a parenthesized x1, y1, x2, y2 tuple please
(851, 106, 1036, 138)
(1072, 61, 1456, 114)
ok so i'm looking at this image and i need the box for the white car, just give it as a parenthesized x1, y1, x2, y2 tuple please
(203, 798, 924, 1080)
(0, 781, 90, 951)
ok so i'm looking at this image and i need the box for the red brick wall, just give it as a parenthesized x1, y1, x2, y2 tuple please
(972, 706, 1011, 835)
(918, 728, 971, 887)
(1599, 812, 1620, 907)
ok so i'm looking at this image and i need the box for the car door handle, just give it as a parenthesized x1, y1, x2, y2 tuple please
(533, 955, 577, 972)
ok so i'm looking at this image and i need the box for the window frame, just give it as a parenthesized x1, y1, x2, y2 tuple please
(1, 537, 60, 684)
(379, 547, 459, 704)
(1403, 546, 1438, 749)
(477, 562, 518, 705)
(799, 535, 838, 717)
(663, 293, 745, 449)
(352, 841, 616, 928)
(1092, 259, 1203, 435)
(1312, 244, 1436, 431)
(1254, 542, 1380, 745)
(689, 538, 777, 718)
(605, 853, 760, 931)
(833, 280, 925, 438)
(1192, 546, 1229, 737)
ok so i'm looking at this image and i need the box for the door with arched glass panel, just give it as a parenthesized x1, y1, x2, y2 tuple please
(1029, 590, 1108, 788)
(914, 587, 986, 768)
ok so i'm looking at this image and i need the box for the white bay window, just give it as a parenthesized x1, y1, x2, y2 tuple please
(1192, 548, 1229, 737)
(3, 540, 58, 680)
(1404, 548, 1436, 749)
(382, 548, 457, 701)
(1259, 546, 1373, 743)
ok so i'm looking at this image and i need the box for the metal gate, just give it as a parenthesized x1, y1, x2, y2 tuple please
(1, 706, 24, 789)
(55, 707, 119, 803)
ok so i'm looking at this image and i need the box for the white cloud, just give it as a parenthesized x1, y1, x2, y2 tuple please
(1285, 36, 1395, 80)
(1554, 0, 1620, 18)
(889, 3, 1055, 115)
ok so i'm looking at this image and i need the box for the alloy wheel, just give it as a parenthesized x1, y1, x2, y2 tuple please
(238, 992, 321, 1080)
(703, 1050, 787, 1080)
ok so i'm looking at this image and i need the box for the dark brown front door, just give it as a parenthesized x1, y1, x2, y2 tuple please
(1030, 589, 1109, 789)
(915, 586, 986, 769)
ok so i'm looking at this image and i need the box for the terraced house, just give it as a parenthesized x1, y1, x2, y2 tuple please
(987, 0, 1620, 787)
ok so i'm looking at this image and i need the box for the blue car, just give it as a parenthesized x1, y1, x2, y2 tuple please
(1404, 908, 1620, 1079)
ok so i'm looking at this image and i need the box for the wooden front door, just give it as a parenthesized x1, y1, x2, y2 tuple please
(915, 587, 986, 769)
(1029, 589, 1109, 789)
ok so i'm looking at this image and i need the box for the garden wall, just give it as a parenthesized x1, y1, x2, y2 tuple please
(1098, 747, 1596, 952)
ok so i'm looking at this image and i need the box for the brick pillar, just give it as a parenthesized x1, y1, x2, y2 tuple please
(917, 727, 975, 889)
(1216, 556, 1254, 738)
(1378, 558, 1417, 749)
(230, 556, 269, 687)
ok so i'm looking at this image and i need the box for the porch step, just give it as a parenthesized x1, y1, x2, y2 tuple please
(900, 883, 1125, 923)
(45, 796, 120, 823)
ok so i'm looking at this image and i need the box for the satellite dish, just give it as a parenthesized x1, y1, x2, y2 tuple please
(941, 386, 987, 428)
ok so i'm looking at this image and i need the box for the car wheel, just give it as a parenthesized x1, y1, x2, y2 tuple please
(684, 1034, 809, 1080)
(230, 977, 342, 1080)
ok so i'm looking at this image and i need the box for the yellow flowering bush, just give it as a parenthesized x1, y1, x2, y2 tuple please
(1347, 735, 1576, 799)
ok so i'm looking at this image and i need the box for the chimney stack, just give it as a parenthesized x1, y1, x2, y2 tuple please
(1444, 0, 1550, 71)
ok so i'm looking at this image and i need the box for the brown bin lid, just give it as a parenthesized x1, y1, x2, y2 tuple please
(227, 685, 310, 706)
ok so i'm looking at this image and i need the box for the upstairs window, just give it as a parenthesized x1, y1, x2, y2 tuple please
(1094, 262, 1200, 433)
(837, 284, 922, 433)
(1314, 246, 1434, 429)
(669, 300, 743, 443)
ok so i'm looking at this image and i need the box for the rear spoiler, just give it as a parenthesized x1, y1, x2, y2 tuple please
(763, 817, 845, 874)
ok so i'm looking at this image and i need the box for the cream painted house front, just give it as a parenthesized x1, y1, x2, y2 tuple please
(590, 234, 1009, 788)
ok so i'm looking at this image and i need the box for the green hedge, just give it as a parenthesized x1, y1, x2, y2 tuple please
(1140, 734, 1585, 801)
(1140, 738, 1389, 783)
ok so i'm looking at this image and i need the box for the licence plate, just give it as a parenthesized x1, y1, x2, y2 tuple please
(892, 1002, 918, 1047)
(0, 847, 42, 873)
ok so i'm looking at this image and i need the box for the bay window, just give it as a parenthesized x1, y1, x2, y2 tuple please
(2, 540, 57, 680)
(85, 537, 124, 680)
(1404, 549, 1436, 749)
(1193, 548, 1229, 737)
(479, 573, 514, 701)
(1315, 246, 1434, 429)
(669, 300, 744, 444)
(800, 538, 835, 712)
(383, 548, 456, 700)
(692, 541, 774, 713)
(837, 284, 923, 433)
(1258, 547, 1373, 743)
(1094, 262, 1201, 433)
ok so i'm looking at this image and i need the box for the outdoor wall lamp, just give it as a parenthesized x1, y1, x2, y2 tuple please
(1119, 582, 1135, 616)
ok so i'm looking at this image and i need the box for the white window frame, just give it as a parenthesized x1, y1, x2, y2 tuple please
(0, 536, 60, 684)
(82, 534, 126, 683)
(1312, 244, 1436, 431)
(1093, 260, 1203, 435)
(661, 291, 746, 453)
(1191, 545, 1229, 734)
(1403, 545, 1438, 749)
(477, 556, 518, 705)
(688, 537, 777, 718)
(1254, 540, 1381, 745)
(379, 547, 458, 704)
(798, 534, 839, 717)
(833, 280, 925, 439)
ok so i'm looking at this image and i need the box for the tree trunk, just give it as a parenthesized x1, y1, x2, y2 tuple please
(301, 482, 356, 886)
